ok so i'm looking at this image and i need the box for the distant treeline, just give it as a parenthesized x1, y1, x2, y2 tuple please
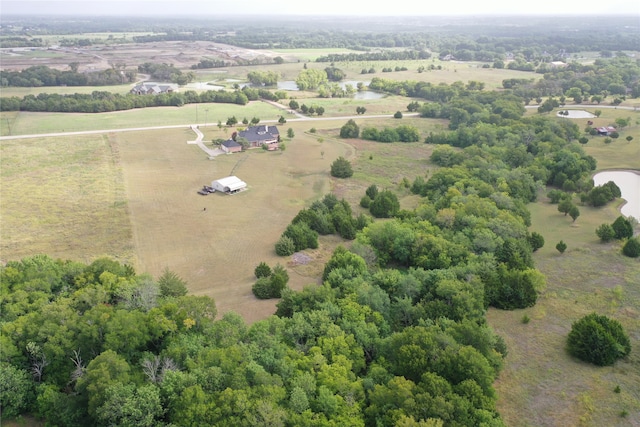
(0, 65, 137, 87)
(0, 86, 289, 113)
(0, 36, 45, 48)
(316, 50, 431, 63)
(0, 89, 247, 113)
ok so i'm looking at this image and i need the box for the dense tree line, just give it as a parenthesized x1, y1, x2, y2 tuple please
(0, 65, 137, 87)
(361, 125, 420, 143)
(316, 50, 431, 63)
(0, 89, 252, 113)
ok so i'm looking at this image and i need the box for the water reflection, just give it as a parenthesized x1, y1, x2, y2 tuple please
(593, 170, 640, 221)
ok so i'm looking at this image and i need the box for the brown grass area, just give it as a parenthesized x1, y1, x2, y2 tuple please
(0, 133, 134, 265)
(489, 192, 640, 427)
(116, 124, 350, 323)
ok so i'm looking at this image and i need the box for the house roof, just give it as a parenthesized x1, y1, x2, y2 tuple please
(238, 125, 279, 143)
(131, 82, 177, 94)
(222, 139, 241, 148)
(214, 176, 246, 191)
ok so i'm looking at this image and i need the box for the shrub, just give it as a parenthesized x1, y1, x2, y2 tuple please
(360, 196, 372, 208)
(330, 156, 353, 178)
(275, 235, 295, 256)
(370, 190, 400, 218)
(365, 184, 379, 200)
(567, 313, 631, 366)
(556, 240, 567, 254)
(527, 232, 545, 252)
(254, 262, 272, 278)
(339, 119, 359, 138)
(157, 268, 188, 297)
(252, 277, 274, 299)
(612, 216, 634, 240)
(622, 237, 640, 258)
(393, 111, 403, 119)
(596, 223, 616, 242)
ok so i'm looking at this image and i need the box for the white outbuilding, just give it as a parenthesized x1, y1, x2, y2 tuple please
(211, 176, 247, 194)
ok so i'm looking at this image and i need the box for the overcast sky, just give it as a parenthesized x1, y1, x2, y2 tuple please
(2, 0, 639, 16)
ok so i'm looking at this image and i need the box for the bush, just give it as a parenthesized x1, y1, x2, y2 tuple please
(252, 277, 274, 299)
(330, 156, 353, 178)
(528, 232, 545, 252)
(360, 196, 372, 208)
(254, 262, 272, 278)
(339, 119, 360, 138)
(612, 216, 634, 240)
(556, 240, 567, 254)
(393, 111, 403, 119)
(567, 313, 631, 366)
(275, 235, 295, 256)
(369, 190, 400, 218)
(596, 223, 616, 242)
(158, 267, 188, 297)
(622, 237, 640, 258)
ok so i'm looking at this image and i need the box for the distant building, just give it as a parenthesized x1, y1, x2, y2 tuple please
(211, 176, 247, 194)
(130, 82, 177, 95)
(550, 61, 567, 68)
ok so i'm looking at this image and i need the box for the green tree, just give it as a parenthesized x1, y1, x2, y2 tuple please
(567, 313, 631, 366)
(393, 111, 403, 119)
(254, 262, 272, 278)
(158, 267, 188, 297)
(365, 184, 379, 200)
(612, 216, 633, 239)
(275, 235, 295, 256)
(0, 363, 33, 419)
(527, 232, 545, 252)
(596, 223, 616, 242)
(288, 99, 299, 110)
(278, 115, 287, 124)
(556, 240, 567, 254)
(569, 205, 580, 222)
(622, 237, 640, 258)
(370, 190, 400, 218)
(226, 116, 238, 126)
(558, 199, 574, 216)
(330, 157, 354, 178)
(76, 350, 131, 418)
(295, 68, 328, 90)
(340, 119, 360, 138)
(287, 128, 295, 138)
(95, 383, 163, 427)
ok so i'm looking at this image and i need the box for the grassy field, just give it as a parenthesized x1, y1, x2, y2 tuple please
(488, 130, 640, 426)
(0, 101, 287, 136)
(0, 133, 134, 265)
(490, 198, 640, 426)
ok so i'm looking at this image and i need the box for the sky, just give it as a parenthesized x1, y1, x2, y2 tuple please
(2, 0, 639, 17)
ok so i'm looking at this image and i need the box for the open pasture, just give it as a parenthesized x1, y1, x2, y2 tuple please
(0, 133, 133, 264)
(0, 101, 286, 136)
(490, 193, 640, 426)
(112, 124, 353, 322)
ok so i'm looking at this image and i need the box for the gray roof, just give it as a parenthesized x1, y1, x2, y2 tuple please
(238, 125, 279, 143)
(222, 139, 242, 148)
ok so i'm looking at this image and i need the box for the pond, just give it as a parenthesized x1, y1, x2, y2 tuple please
(276, 80, 384, 99)
(593, 170, 640, 221)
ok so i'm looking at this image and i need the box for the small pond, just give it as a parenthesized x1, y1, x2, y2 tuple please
(276, 80, 384, 99)
(556, 110, 596, 119)
(593, 170, 640, 221)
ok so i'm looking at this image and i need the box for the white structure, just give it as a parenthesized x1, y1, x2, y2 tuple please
(211, 176, 247, 194)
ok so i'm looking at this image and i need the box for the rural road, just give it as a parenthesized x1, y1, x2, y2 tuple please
(2, 103, 637, 141)
(0, 112, 421, 141)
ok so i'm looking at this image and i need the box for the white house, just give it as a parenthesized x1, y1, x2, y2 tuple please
(211, 176, 247, 194)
